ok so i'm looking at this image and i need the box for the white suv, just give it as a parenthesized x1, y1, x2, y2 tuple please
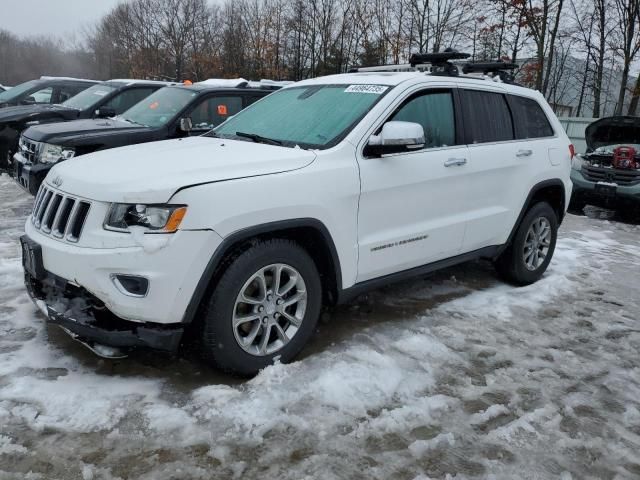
(21, 61, 572, 375)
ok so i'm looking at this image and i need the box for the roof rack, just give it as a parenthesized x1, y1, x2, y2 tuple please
(409, 49, 470, 77)
(462, 61, 519, 84)
(349, 49, 471, 77)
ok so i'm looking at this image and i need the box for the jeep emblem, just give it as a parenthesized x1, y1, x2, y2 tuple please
(52, 176, 63, 187)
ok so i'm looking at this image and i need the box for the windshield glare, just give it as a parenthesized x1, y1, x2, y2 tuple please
(214, 84, 390, 149)
(121, 87, 198, 127)
(62, 84, 117, 110)
(0, 79, 39, 102)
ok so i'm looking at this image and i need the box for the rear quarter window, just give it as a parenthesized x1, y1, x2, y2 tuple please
(460, 90, 514, 144)
(508, 95, 554, 139)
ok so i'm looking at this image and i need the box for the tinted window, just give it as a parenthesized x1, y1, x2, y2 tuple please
(105, 88, 157, 114)
(58, 85, 86, 103)
(390, 90, 455, 148)
(190, 96, 243, 130)
(509, 95, 554, 138)
(461, 90, 513, 143)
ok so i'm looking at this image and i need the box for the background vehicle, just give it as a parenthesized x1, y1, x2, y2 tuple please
(0, 76, 96, 108)
(21, 54, 572, 376)
(13, 79, 285, 195)
(0, 79, 172, 171)
(0, 85, 11, 92)
(570, 116, 640, 213)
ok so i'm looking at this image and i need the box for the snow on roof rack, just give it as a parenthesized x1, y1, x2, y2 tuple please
(462, 61, 519, 84)
(247, 79, 294, 89)
(106, 79, 176, 86)
(39, 76, 97, 83)
(195, 78, 251, 88)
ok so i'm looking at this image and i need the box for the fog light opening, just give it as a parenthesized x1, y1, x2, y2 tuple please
(111, 274, 149, 298)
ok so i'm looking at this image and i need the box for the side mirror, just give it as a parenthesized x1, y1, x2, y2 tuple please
(179, 117, 193, 133)
(364, 121, 426, 157)
(21, 96, 36, 105)
(95, 107, 116, 118)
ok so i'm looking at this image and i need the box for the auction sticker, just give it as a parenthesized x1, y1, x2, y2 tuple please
(345, 85, 388, 94)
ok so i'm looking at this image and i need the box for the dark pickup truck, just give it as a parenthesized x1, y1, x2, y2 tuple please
(0, 79, 172, 170)
(13, 79, 287, 194)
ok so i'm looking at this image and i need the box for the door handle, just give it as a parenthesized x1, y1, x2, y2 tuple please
(516, 149, 533, 157)
(444, 157, 467, 167)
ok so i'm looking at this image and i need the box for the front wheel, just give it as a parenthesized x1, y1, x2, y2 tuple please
(200, 239, 322, 376)
(494, 202, 558, 285)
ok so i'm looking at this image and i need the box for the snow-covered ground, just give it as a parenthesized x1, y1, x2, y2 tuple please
(1, 174, 640, 480)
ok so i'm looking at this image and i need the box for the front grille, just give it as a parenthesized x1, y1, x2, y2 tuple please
(582, 165, 640, 186)
(31, 185, 91, 243)
(19, 136, 42, 164)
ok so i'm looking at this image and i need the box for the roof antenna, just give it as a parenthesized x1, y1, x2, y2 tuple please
(409, 48, 471, 77)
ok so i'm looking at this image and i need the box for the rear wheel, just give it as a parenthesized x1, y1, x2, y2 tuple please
(495, 202, 558, 285)
(200, 238, 322, 376)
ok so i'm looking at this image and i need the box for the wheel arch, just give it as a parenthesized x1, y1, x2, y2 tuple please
(181, 218, 343, 325)
(502, 178, 566, 254)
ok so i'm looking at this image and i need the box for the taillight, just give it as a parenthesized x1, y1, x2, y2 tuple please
(569, 144, 575, 159)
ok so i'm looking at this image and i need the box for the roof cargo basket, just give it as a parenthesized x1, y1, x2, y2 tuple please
(409, 49, 470, 76)
(462, 61, 519, 84)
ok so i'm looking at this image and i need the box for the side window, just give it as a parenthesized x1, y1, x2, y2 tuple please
(190, 96, 243, 130)
(461, 90, 514, 144)
(30, 87, 53, 104)
(57, 85, 86, 103)
(246, 95, 264, 107)
(105, 88, 157, 115)
(389, 90, 456, 148)
(509, 95, 554, 139)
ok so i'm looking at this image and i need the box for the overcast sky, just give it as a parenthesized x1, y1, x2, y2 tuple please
(0, 0, 130, 38)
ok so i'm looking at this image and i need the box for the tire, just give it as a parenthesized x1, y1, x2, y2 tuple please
(200, 238, 322, 376)
(568, 196, 587, 215)
(494, 201, 558, 286)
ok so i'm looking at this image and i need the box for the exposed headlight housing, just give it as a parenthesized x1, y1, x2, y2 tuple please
(571, 154, 587, 171)
(40, 143, 75, 164)
(104, 204, 187, 233)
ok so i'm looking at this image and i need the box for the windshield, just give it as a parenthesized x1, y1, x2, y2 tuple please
(121, 87, 198, 127)
(0, 79, 39, 102)
(214, 84, 390, 149)
(62, 84, 118, 110)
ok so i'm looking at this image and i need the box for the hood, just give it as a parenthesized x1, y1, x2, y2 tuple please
(0, 104, 79, 123)
(46, 137, 317, 203)
(24, 118, 145, 144)
(585, 116, 640, 152)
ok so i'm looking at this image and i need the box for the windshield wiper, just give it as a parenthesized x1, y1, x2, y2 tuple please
(122, 117, 147, 127)
(235, 131, 282, 146)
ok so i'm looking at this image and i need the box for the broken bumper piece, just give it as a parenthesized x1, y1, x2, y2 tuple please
(25, 270, 184, 357)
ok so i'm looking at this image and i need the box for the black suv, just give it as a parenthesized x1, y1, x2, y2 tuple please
(0, 79, 171, 171)
(0, 76, 97, 109)
(14, 79, 284, 194)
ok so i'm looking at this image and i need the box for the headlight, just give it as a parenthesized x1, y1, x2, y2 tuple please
(40, 143, 75, 164)
(104, 204, 188, 233)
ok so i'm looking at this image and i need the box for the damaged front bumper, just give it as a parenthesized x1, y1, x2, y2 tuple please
(24, 267, 184, 357)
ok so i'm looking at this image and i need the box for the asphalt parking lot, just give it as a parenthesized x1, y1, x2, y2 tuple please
(1, 174, 639, 480)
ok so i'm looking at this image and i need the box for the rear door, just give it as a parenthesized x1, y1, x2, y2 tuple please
(356, 86, 471, 282)
(457, 87, 527, 252)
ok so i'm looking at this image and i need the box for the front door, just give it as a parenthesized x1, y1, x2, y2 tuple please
(356, 88, 470, 282)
